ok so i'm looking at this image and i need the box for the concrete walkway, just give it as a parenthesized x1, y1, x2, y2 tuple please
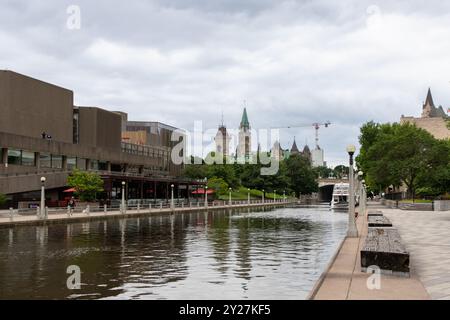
(0, 201, 292, 228)
(383, 209, 450, 300)
(310, 202, 430, 300)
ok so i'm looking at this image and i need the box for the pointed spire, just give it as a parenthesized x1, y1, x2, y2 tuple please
(425, 88, 435, 107)
(291, 136, 300, 154)
(240, 107, 250, 128)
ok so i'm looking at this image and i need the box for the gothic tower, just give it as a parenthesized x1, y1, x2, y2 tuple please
(215, 119, 230, 157)
(238, 107, 251, 158)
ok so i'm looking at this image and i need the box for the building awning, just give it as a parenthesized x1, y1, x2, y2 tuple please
(191, 188, 214, 194)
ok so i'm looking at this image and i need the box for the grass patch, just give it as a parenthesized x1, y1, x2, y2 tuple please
(399, 199, 433, 203)
(217, 187, 286, 201)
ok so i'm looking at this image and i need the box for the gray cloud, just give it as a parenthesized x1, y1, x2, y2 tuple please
(1, 0, 450, 167)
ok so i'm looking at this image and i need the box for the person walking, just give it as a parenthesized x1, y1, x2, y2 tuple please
(68, 196, 76, 215)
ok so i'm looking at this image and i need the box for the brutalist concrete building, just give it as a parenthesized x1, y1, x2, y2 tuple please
(0, 70, 196, 208)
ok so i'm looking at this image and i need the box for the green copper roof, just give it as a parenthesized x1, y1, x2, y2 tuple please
(240, 108, 249, 128)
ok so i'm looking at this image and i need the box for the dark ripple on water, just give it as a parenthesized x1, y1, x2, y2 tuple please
(0, 206, 347, 300)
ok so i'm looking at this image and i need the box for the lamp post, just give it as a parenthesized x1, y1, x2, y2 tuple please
(361, 179, 366, 217)
(205, 186, 208, 207)
(346, 145, 358, 237)
(274, 190, 276, 202)
(247, 188, 250, 205)
(171, 184, 175, 210)
(262, 189, 265, 204)
(121, 181, 126, 214)
(40, 176, 46, 219)
(357, 171, 363, 207)
(283, 190, 286, 202)
(229, 188, 232, 206)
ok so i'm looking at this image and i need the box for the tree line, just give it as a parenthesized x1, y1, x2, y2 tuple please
(183, 152, 346, 198)
(356, 121, 450, 199)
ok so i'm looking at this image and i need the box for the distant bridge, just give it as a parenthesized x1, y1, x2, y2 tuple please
(317, 178, 349, 202)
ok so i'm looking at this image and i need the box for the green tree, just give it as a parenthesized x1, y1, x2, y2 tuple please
(356, 121, 449, 199)
(416, 139, 450, 196)
(207, 177, 229, 196)
(314, 166, 334, 179)
(0, 193, 7, 207)
(206, 163, 240, 188)
(67, 169, 104, 202)
(333, 165, 349, 179)
(285, 154, 318, 197)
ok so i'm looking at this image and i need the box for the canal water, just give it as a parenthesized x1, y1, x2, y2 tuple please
(0, 206, 347, 300)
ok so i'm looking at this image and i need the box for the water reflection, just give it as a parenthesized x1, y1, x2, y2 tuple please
(0, 207, 347, 300)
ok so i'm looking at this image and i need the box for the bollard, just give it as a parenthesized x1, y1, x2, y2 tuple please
(182, 202, 184, 209)
(160, 203, 163, 210)
(9, 208, 13, 221)
(137, 203, 140, 213)
(104, 204, 107, 215)
(67, 205, 71, 217)
(45, 206, 49, 219)
(37, 206, 40, 219)
(86, 205, 90, 216)
(149, 203, 152, 212)
(197, 202, 200, 207)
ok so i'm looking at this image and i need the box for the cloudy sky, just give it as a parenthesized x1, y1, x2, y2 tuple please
(1, 0, 450, 167)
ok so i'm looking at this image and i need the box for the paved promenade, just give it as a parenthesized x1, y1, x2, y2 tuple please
(383, 209, 450, 300)
(310, 202, 430, 300)
(0, 201, 292, 228)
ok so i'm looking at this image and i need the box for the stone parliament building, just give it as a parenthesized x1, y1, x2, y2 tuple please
(400, 88, 450, 139)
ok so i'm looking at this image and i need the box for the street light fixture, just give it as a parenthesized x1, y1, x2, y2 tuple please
(229, 187, 232, 206)
(262, 189, 265, 204)
(346, 145, 358, 237)
(40, 176, 46, 219)
(171, 184, 175, 210)
(205, 185, 209, 207)
(121, 181, 126, 214)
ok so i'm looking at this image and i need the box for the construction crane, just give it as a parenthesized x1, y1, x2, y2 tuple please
(271, 121, 331, 149)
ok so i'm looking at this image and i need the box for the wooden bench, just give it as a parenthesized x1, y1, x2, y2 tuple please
(361, 227, 410, 275)
(368, 215, 392, 227)
(367, 210, 383, 217)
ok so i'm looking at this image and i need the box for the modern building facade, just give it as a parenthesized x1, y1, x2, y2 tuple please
(311, 147, 325, 167)
(0, 70, 198, 208)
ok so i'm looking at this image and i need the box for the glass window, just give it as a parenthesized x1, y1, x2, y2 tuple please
(98, 161, 108, 171)
(67, 157, 77, 170)
(7, 149, 21, 165)
(40, 153, 51, 168)
(22, 151, 35, 167)
(90, 160, 99, 171)
(77, 158, 86, 170)
(52, 155, 63, 169)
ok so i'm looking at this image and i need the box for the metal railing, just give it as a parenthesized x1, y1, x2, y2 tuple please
(0, 198, 293, 221)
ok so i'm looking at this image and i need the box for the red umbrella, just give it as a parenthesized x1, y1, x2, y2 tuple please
(191, 188, 214, 194)
(63, 188, 77, 193)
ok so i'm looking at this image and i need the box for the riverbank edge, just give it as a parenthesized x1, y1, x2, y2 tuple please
(308, 201, 430, 300)
(0, 201, 295, 229)
(306, 235, 347, 300)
